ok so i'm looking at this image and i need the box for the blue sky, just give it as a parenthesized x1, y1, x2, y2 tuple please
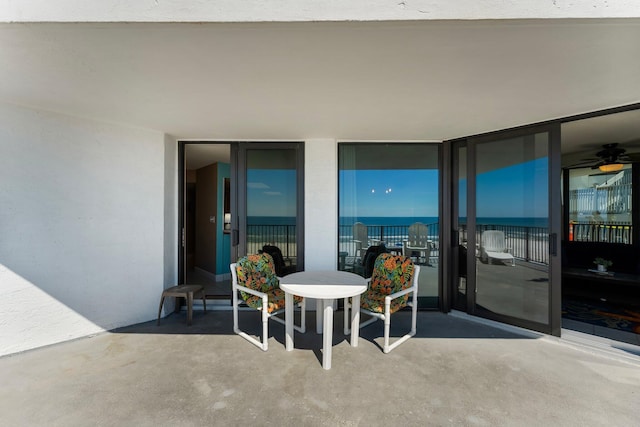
(340, 157, 548, 219)
(465, 157, 548, 218)
(247, 169, 296, 217)
(248, 157, 548, 219)
(340, 169, 439, 217)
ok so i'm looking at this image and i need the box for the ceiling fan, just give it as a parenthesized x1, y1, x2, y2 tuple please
(569, 143, 640, 172)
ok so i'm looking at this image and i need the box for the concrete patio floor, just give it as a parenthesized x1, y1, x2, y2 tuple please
(1, 310, 639, 426)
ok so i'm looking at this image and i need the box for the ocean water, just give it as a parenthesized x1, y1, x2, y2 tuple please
(248, 216, 296, 226)
(249, 216, 548, 228)
(341, 216, 547, 228)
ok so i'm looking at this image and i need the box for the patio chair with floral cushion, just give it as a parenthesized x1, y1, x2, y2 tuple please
(347, 253, 420, 353)
(231, 253, 305, 351)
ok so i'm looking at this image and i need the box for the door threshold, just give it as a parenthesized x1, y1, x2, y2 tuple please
(560, 328, 640, 365)
(449, 311, 640, 365)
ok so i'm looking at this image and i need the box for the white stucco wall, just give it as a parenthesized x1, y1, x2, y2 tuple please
(0, 103, 167, 356)
(163, 134, 178, 301)
(1, 0, 639, 22)
(304, 138, 338, 271)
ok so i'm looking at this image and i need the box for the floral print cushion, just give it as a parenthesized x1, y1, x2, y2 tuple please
(236, 253, 301, 313)
(361, 253, 415, 314)
(243, 288, 287, 313)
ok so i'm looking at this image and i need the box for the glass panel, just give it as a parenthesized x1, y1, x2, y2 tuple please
(475, 133, 550, 324)
(338, 143, 440, 308)
(246, 149, 298, 274)
(568, 166, 633, 244)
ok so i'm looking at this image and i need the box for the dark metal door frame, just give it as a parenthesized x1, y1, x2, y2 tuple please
(231, 141, 305, 268)
(445, 123, 562, 335)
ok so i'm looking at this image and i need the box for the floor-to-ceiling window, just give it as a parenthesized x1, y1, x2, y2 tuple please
(474, 133, 551, 325)
(338, 143, 440, 308)
(232, 142, 305, 273)
(451, 126, 561, 335)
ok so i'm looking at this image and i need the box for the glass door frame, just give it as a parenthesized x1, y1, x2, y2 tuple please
(446, 123, 562, 336)
(445, 139, 465, 312)
(177, 141, 232, 286)
(230, 142, 305, 267)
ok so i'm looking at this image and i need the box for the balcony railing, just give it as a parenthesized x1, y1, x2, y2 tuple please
(470, 224, 549, 265)
(249, 221, 554, 267)
(247, 224, 297, 263)
(569, 222, 633, 244)
(338, 222, 440, 258)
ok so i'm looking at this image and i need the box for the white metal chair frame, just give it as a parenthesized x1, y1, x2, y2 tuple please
(352, 222, 369, 259)
(403, 222, 432, 265)
(352, 222, 382, 258)
(346, 265, 420, 354)
(230, 262, 305, 351)
(480, 230, 515, 266)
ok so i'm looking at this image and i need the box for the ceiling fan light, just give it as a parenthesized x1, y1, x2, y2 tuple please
(599, 163, 624, 172)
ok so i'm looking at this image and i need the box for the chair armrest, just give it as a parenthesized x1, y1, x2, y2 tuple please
(385, 285, 417, 302)
(234, 283, 268, 300)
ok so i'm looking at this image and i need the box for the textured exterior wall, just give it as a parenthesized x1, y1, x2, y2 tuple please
(1, 0, 639, 22)
(0, 103, 166, 356)
(163, 133, 178, 295)
(304, 138, 338, 271)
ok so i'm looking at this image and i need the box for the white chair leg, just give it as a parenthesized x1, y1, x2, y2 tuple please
(322, 299, 334, 370)
(411, 290, 417, 336)
(350, 295, 361, 347)
(299, 298, 306, 334)
(261, 295, 269, 351)
(232, 288, 239, 334)
(383, 297, 391, 354)
(344, 297, 350, 335)
(234, 293, 271, 351)
(285, 292, 294, 351)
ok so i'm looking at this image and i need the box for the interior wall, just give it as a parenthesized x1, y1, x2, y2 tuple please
(0, 103, 166, 356)
(195, 163, 217, 274)
(216, 162, 231, 277)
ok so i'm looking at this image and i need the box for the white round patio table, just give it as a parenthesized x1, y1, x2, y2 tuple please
(279, 271, 367, 370)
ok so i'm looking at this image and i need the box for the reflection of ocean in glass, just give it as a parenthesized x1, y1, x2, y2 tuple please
(339, 216, 438, 226)
(246, 216, 297, 258)
(248, 216, 296, 225)
(249, 215, 547, 230)
(461, 217, 548, 228)
(339, 216, 547, 228)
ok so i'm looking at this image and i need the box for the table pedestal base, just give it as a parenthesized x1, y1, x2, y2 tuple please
(285, 295, 361, 370)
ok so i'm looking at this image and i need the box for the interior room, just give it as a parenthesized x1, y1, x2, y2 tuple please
(560, 109, 640, 344)
(183, 143, 232, 301)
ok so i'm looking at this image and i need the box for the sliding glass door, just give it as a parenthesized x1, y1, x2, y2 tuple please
(452, 126, 561, 334)
(231, 142, 304, 271)
(338, 143, 440, 309)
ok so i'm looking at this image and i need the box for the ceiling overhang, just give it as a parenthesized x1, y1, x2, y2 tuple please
(1, 19, 639, 142)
